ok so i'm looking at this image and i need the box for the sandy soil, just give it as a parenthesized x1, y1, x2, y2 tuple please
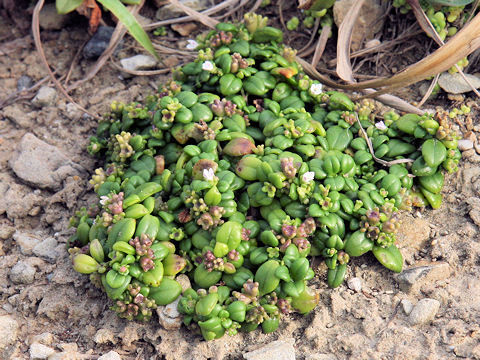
(1, 10, 480, 360)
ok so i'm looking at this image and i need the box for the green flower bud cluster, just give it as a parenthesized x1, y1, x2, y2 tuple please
(68, 15, 460, 341)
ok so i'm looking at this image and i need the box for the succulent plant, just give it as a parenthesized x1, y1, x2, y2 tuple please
(68, 14, 460, 341)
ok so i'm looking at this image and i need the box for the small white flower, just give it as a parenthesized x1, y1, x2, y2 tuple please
(375, 121, 387, 130)
(202, 61, 214, 72)
(203, 168, 215, 181)
(186, 39, 199, 50)
(310, 83, 323, 96)
(302, 171, 315, 183)
(99, 195, 109, 206)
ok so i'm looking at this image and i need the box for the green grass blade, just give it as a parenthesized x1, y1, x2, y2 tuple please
(97, 0, 159, 59)
(56, 0, 84, 14)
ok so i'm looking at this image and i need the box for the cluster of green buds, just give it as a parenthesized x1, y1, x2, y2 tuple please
(68, 14, 460, 341)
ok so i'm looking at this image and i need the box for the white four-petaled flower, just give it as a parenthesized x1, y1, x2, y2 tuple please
(310, 83, 323, 95)
(99, 195, 109, 206)
(375, 121, 387, 130)
(202, 61, 214, 72)
(302, 171, 315, 183)
(186, 39, 199, 50)
(203, 168, 215, 181)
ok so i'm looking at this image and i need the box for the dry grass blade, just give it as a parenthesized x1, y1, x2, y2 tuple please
(311, 24, 331, 68)
(169, 0, 218, 29)
(336, 0, 365, 83)
(32, 0, 100, 120)
(417, 74, 440, 108)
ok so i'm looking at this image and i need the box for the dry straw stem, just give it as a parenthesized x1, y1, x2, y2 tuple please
(302, 7, 480, 98)
(406, 0, 480, 98)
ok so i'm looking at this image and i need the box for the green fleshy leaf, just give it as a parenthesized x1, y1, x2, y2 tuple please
(97, 0, 159, 59)
(56, 0, 84, 14)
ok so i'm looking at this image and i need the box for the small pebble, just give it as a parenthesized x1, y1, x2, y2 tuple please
(408, 298, 440, 325)
(31, 86, 57, 108)
(9, 260, 36, 285)
(120, 55, 157, 72)
(401, 299, 413, 315)
(83, 26, 115, 59)
(29, 342, 55, 359)
(17, 75, 33, 91)
(458, 139, 474, 151)
(347, 277, 362, 292)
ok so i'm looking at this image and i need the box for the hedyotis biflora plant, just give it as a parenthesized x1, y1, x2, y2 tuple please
(68, 14, 460, 340)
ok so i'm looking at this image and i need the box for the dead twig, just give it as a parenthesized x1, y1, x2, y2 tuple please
(355, 113, 414, 167)
(168, 0, 219, 28)
(143, 0, 239, 30)
(311, 24, 331, 69)
(32, 0, 100, 119)
(298, 17, 321, 56)
(406, 0, 480, 98)
(417, 73, 440, 108)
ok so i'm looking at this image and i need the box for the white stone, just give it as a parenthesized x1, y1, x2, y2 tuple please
(98, 351, 122, 360)
(347, 277, 362, 292)
(29, 342, 55, 359)
(32, 86, 57, 108)
(408, 298, 440, 325)
(0, 315, 18, 350)
(244, 338, 296, 360)
(120, 55, 157, 72)
(458, 139, 474, 151)
(438, 72, 480, 94)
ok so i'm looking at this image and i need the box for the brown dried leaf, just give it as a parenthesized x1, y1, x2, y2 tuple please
(336, 0, 365, 83)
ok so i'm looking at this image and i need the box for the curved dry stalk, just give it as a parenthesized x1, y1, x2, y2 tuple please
(301, 12, 480, 96)
(298, 17, 321, 56)
(311, 24, 331, 68)
(143, 0, 240, 30)
(216, 0, 250, 20)
(336, 0, 365, 83)
(32, 0, 100, 120)
(168, 0, 218, 29)
(249, 0, 264, 13)
(0, 71, 63, 110)
(406, 0, 480, 98)
(67, 1, 147, 92)
(355, 113, 414, 167)
(417, 74, 440, 108)
(153, 43, 193, 56)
